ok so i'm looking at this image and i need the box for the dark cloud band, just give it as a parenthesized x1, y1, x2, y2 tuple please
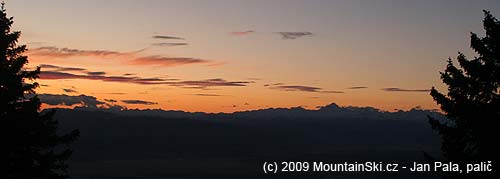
(151, 42, 189, 47)
(348, 86, 368, 89)
(381, 88, 431, 92)
(38, 93, 104, 108)
(152, 35, 185, 40)
(268, 83, 343, 93)
(40, 70, 252, 89)
(276, 32, 314, 39)
(121, 100, 158, 105)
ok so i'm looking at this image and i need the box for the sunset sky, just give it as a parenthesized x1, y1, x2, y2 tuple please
(7, 0, 500, 112)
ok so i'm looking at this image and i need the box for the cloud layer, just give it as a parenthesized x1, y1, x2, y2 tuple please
(173, 78, 252, 88)
(62, 88, 78, 93)
(276, 32, 314, 39)
(230, 30, 255, 36)
(29, 46, 215, 68)
(121, 100, 158, 105)
(151, 42, 189, 47)
(230, 31, 314, 39)
(87, 71, 106, 76)
(348, 86, 368, 89)
(28, 47, 123, 58)
(40, 71, 174, 85)
(40, 69, 252, 89)
(39, 64, 86, 72)
(38, 93, 159, 108)
(38, 93, 105, 108)
(131, 56, 209, 66)
(267, 83, 343, 93)
(152, 35, 185, 40)
(194, 93, 224, 97)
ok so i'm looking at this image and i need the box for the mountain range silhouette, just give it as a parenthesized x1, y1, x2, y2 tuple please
(52, 103, 444, 178)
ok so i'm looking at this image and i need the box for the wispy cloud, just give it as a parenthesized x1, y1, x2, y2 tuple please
(39, 64, 86, 72)
(276, 32, 314, 39)
(152, 35, 185, 40)
(246, 78, 261, 81)
(193, 93, 224, 97)
(381, 88, 431, 92)
(131, 55, 210, 67)
(320, 90, 345, 94)
(30, 46, 219, 68)
(62, 88, 78, 93)
(151, 42, 189, 47)
(28, 47, 123, 58)
(172, 78, 253, 89)
(274, 85, 321, 92)
(264, 83, 284, 87)
(87, 71, 106, 76)
(230, 31, 314, 40)
(230, 30, 255, 36)
(40, 70, 252, 89)
(348, 86, 368, 89)
(268, 83, 343, 93)
(204, 61, 227, 67)
(40, 71, 175, 85)
(40, 64, 104, 77)
(121, 100, 158, 105)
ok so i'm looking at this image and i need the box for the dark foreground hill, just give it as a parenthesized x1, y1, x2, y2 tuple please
(51, 103, 444, 178)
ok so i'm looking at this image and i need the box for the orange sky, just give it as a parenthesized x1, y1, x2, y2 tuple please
(7, 0, 500, 112)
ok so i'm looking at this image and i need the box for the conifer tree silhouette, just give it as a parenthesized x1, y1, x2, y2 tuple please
(0, 2, 79, 179)
(429, 10, 499, 176)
